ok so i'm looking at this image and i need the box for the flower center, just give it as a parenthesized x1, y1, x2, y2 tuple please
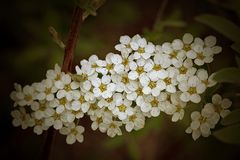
(188, 87, 197, 95)
(149, 81, 157, 89)
(136, 88, 143, 96)
(45, 88, 52, 95)
(129, 115, 136, 121)
(99, 84, 107, 92)
(179, 66, 187, 74)
(24, 95, 32, 101)
(151, 99, 159, 107)
(136, 66, 144, 74)
(118, 104, 127, 112)
(79, 96, 85, 103)
(138, 47, 145, 54)
(197, 52, 205, 60)
(106, 64, 113, 71)
(183, 44, 191, 51)
(153, 64, 161, 71)
(170, 51, 177, 59)
(164, 78, 171, 85)
(64, 84, 71, 91)
(122, 75, 129, 84)
(59, 98, 67, 105)
(106, 97, 113, 103)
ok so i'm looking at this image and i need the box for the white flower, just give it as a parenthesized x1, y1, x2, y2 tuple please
(11, 85, 36, 106)
(112, 95, 133, 120)
(61, 110, 84, 123)
(186, 105, 220, 140)
(31, 101, 54, 120)
(139, 74, 161, 96)
(90, 115, 109, 133)
(77, 55, 100, 76)
(130, 37, 155, 59)
(11, 107, 35, 129)
(169, 92, 187, 122)
(55, 73, 79, 101)
(157, 67, 178, 93)
(179, 76, 205, 103)
(71, 91, 91, 113)
(182, 33, 194, 50)
(139, 95, 162, 117)
(106, 120, 122, 137)
(185, 36, 221, 66)
(91, 75, 116, 98)
(123, 107, 145, 132)
(162, 42, 185, 67)
(97, 93, 120, 110)
(176, 58, 196, 82)
(196, 69, 216, 88)
(44, 111, 64, 129)
(10, 83, 23, 107)
(115, 35, 133, 55)
(60, 123, 85, 144)
(35, 79, 57, 101)
(211, 94, 232, 118)
(111, 73, 138, 93)
(33, 119, 49, 135)
(46, 64, 62, 82)
(154, 47, 172, 68)
(105, 53, 124, 74)
(128, 58, 153, 80)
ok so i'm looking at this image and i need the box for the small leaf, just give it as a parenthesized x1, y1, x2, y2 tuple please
(213, 124, 240, 144)
(235, 56, 240, 68)
(231, 43, 240, 55)
(195, 14, 240, 43)
(213, 67, 240, 83)
(221, 109, 240, 126)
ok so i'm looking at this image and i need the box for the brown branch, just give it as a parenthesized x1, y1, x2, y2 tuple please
(42, 6, 83, 160)
(62, 6, 83, 73)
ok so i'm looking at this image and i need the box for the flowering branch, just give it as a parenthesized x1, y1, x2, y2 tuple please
(42, 6, 83, 160)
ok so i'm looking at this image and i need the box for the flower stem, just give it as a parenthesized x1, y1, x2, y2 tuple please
(62, 6, 83, 73)
(42, 6, 83, 160)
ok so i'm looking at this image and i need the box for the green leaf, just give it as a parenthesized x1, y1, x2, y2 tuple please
(195, 14, 240, 43)
(213, 67, 240, 83)
(213, 124, 240, 144)
(221, 109, 240, 126)
(235, 56, 240, 68)
(231, 43, 240, 55)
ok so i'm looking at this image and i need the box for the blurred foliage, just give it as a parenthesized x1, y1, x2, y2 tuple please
(221, 109, 240, 126)
(213, 67, 240, 83)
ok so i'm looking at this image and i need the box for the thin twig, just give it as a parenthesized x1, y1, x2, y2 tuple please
(153, 0, 169, 31)
(42, 6, 83, 160)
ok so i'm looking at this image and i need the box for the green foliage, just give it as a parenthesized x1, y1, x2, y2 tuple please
(144, 8, 186, 44)
(126, 137, 140, 160)
(195, 14, 240, 43)
(235, 56, 240, 67)
(213, 67, 240, 83)
(213, 124, 240, 145)
(231, 43, 240, 56)
(221, 109, 240, 126)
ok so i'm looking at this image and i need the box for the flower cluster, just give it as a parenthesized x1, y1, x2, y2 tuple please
(10, 33, 229, 144)
(185, 94, 232, 140)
